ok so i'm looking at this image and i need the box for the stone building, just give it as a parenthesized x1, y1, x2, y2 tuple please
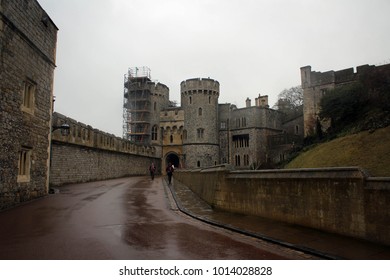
(300, 63, 390, 136)
(123, 69, 303, 171)
(0, 0, 58, 210)
(160, 107, 184, 171)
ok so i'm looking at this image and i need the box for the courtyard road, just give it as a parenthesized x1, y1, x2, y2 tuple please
(0, 176, 311, 259)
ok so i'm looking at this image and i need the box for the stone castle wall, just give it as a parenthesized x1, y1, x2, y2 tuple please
(301, 63, 390, 136)
(50, 112, 161, 187)
(0, 0, 58, 210)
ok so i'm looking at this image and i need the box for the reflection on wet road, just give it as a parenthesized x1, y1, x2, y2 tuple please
(0, 177, 307, 259)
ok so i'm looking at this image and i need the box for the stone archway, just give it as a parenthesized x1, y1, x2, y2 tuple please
(166, 152, 180, 169)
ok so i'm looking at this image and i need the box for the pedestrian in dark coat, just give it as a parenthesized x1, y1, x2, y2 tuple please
(149, 162, 156, 180)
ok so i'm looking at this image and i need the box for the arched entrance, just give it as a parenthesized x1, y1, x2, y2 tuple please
(166, 152, 180, 169)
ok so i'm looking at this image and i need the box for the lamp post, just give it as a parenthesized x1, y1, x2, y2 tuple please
(52, 123, 70, 136)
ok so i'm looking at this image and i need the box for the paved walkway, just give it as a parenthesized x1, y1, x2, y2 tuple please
(166, 178, 390, 260)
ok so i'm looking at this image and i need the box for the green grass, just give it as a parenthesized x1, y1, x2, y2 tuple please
(285, 126, 390, 177)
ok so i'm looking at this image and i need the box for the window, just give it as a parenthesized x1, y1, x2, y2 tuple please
(170, 135, 173, 143)
(244, 154, 250, 166)
(17, 147, 32, 182)
(154, 102, 157, 111)
(151, 125, 158, 141)
(198, 107, 202, 116)
(220, 122, 226, 129)
(295, 125, 299, 135)
(189, 96, 192, 104)
(209, 96, 211, 104)
(242, 117, 247, 127)
(22, 80, 36, 113)
(235, 155, 241, 166)
(232, 134, 249, 148)
(197, 128, 204, 139)
(236, 118, 240, 128)
(197, 161, 201, 167)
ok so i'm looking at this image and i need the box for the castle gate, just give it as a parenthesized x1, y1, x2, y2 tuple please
(165, 152, 180, 172)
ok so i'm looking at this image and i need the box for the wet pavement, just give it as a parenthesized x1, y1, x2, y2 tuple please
(169, 178, 390, 260)
(0, 176, 316, 260)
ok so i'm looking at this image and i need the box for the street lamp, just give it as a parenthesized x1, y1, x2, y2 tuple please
(52, 123, 70, 136)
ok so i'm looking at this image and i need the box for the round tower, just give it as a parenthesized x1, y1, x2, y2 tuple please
(180, 78, 220, 168)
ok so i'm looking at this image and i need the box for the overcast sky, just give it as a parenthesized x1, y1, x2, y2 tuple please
(39, 0, 390, 137)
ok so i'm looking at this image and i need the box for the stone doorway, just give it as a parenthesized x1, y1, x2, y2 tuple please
(166, 153, 180, 169)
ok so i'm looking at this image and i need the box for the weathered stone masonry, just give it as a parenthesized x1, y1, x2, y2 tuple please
(174, 166, 390, 246)
(0, 0, 58, 210)
(301, 63, 390, 136)
(50, 112, 161, 187)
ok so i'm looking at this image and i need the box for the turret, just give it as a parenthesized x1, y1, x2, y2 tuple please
(180, 78, 220, 168)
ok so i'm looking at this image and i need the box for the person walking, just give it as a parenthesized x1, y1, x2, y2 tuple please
(149, 162, 156, 180)
(166, 162, 174, 184)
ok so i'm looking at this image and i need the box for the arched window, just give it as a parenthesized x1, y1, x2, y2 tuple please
(242, 117, 247, 127)
(170, 134, 173, 143)
(198, 107, 202, 116)
(197, 128, 204, 139)
(151, 125, 158, 141)
(235, 155, 241, 166)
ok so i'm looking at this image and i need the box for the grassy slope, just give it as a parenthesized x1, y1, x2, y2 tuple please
(285, 126, 390, 177)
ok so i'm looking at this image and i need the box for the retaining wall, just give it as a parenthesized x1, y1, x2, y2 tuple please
(174, 166, 390, 245)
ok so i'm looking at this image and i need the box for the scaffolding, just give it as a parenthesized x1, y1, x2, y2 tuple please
(123, 67, 152, 144)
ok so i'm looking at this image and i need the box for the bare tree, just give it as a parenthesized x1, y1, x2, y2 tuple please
(273, 85, 303, 113)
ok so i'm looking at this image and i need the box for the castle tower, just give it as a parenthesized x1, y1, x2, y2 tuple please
(300, 65, 336, 136)
(180, 78, 220, 168)
(123, 67, 169, 146)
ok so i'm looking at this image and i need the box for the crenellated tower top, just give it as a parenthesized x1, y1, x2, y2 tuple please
(180, 78, 219, 95)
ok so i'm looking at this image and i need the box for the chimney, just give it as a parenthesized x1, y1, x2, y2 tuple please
(246, 98, 251, 107)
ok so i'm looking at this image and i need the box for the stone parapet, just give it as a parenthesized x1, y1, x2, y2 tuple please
(174, 166, 390, 246)
(52, 112, 158, 157)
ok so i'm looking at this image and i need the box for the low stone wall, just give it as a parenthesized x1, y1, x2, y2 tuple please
(49, 112, 161, 186)
(174, 166, 390, 245)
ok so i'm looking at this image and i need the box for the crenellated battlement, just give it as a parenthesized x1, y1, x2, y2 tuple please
(125, 79, 169, 97)
(180, 78, 220, 94)
(300, 64, 381, 89)
(52, 112, 158, 157)
(152, 82, 169, 96)
(301, 63, 390, 136)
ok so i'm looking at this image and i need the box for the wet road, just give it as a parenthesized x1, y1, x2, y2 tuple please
(0, 177, 308, 260)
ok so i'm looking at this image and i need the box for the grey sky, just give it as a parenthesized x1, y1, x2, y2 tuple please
(38, 0, 390, 137)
